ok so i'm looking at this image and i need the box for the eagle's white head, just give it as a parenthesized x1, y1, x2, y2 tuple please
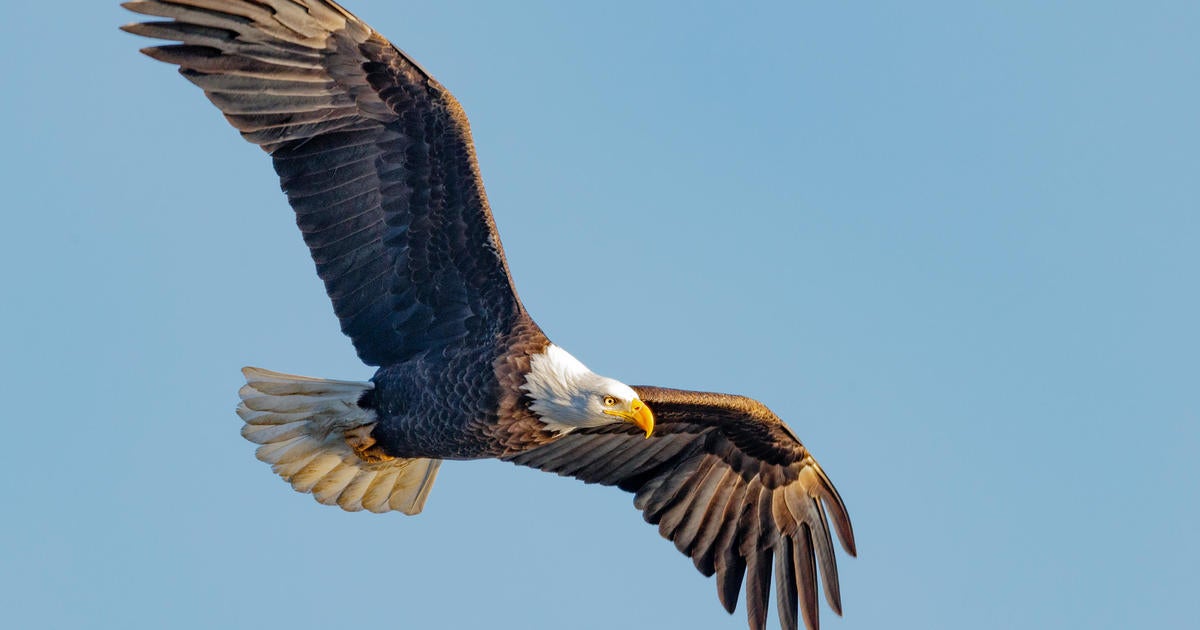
(522, 344, 655, 437)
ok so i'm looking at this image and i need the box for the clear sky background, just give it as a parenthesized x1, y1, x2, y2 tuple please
(2, 1, 1196, 629)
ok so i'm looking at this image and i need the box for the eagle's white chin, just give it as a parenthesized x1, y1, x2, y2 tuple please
(522, 344, 640, 433)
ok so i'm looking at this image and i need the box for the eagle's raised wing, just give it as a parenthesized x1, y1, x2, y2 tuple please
(507, 386, 856, 630)
(123, 0, 525, 365)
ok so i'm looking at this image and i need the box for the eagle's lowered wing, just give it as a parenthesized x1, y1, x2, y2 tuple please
(508, 386, 856, 630)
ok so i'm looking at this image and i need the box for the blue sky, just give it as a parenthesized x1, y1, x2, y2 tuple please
(2, 1, 1197, 628)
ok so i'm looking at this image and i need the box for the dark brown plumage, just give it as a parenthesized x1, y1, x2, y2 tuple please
(508, 388, 856, 630)
(125, 0, 525, 367)
(123, 2, 855, 629)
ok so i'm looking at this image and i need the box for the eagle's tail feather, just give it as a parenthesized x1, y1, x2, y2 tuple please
(236, 366, 441, 515)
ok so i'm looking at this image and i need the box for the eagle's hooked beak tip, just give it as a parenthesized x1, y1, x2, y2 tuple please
(631, 399, 654, 439)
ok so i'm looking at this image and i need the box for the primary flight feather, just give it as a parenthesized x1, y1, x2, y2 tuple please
(122, 2, 856, 629)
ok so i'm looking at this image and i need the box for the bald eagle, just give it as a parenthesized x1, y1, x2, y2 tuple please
(122, 2, 856, 629)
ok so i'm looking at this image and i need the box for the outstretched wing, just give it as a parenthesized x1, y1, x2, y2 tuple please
(123, 0, 524, 365)
(507, 386, 856, 630)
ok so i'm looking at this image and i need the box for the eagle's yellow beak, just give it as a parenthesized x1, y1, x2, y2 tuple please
(604, 399, 655, 438)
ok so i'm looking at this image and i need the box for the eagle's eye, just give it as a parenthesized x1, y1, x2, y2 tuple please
(602, 396, 617, 407)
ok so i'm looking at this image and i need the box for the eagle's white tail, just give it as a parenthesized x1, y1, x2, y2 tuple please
(236, 367, 440, 515)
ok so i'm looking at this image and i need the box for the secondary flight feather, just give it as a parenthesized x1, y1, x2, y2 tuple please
(122, 2, 856, 629)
